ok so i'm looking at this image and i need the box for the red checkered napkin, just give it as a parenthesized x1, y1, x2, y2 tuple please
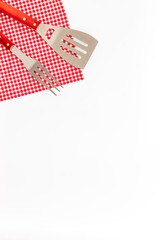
(0, 0, 84, 101)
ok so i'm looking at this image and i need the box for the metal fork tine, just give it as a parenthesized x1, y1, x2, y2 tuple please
(39, 64, 63, 88)
(31, 72, 57, 96)
(35, 67, 60, 92)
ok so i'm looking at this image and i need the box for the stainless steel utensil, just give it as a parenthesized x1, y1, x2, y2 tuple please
(0, 31, 62, 96)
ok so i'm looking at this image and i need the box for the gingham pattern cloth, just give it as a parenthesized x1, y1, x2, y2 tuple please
(0, 0, 84, 101)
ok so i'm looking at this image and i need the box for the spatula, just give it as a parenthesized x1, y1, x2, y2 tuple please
(0, 0, 98, 69)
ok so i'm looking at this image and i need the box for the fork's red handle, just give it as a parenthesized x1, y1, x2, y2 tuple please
(0, 31, 14, 50)
(0, 0, 41, 30)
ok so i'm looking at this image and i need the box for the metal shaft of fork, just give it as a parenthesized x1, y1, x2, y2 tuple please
(11, 46, 59, 95)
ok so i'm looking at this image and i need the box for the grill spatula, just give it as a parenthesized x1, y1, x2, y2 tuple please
(0, 0, 98, 69)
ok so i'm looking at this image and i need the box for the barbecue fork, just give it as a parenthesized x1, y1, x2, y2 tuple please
(0, 0, 98, 69)
(0, 31, 63, 95)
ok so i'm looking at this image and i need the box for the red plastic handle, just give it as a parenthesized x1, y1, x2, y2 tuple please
(0, 31, 14, 50)
(0, 0, 41, 30)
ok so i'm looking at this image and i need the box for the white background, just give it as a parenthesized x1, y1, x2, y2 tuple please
(1, 0, 160, 239)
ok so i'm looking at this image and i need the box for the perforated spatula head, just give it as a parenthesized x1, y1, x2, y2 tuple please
(37, 23, 98, 69)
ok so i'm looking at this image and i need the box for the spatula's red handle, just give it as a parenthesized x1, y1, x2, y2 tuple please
(0, 0, 41, 30)
(0, 31, 14, 50)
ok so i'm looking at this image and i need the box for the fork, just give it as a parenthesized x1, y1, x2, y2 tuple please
(0, 31, 63, 96)
(0, 0, 98, 69)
